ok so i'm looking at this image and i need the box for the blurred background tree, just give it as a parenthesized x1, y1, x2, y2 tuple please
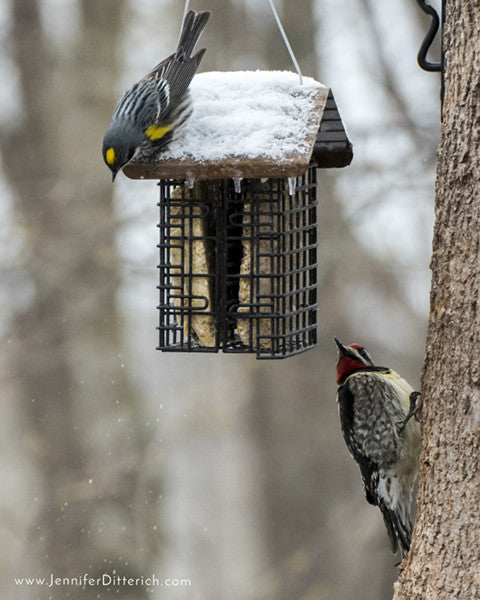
(0, 1, 439, 599)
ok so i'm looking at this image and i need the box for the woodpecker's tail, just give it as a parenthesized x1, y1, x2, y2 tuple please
(380, 501, 412, 558)
(377, 474, 414, 558)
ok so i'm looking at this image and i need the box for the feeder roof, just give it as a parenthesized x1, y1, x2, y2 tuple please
(124, 70, 330, 180)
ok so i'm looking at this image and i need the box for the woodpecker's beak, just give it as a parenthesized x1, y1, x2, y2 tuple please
(111, 170, 118, 182)
(334, 337, 348, 357)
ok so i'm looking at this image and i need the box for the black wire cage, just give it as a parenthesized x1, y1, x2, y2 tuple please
(157, 167, 318, 358)
(124, 75, 352, 359)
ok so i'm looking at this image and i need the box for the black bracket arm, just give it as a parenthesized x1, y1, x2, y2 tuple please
(416, 0, 445, 110)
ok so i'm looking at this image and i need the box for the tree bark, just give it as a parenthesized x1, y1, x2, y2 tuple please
(394, 2, 480, 597)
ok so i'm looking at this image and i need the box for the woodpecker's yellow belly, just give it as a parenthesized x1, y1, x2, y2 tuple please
(382, 370, 421, 478)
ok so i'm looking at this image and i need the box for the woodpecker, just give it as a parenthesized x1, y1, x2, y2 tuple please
(334, 338, 421, 559)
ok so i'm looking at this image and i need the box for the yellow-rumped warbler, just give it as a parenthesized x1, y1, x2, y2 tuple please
(102, 10, 210, 181)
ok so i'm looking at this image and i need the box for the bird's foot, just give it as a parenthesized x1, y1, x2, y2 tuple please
(397, 391, 422, 432)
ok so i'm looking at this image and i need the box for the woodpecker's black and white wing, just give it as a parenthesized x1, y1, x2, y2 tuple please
(337, 368, 420, 557)
(337, 369, 408, 464)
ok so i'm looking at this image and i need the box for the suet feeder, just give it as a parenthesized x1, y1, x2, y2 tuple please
(124, 71, 352, 358)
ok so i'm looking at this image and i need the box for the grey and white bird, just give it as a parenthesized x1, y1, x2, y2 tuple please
(334, 338, 421, 558)
(102, 10, 210, 181)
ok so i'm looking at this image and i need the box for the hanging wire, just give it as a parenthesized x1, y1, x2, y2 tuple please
(180, 0, 303, 85)
(267, 0, 303, 85)
(180, 0, 191, 38)
(182, 0, 190, 22)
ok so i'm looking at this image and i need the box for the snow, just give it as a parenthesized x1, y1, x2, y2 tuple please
(159, 70, 327, 163)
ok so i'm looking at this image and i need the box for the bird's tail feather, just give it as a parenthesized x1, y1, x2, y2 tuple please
(176, 10, 211, 61)
(381, 503, 412, 558)
(147, 11, 210, 119)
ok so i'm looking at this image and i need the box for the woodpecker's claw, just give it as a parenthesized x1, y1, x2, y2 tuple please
(410, 391, 422, 421)
(397, 392, 422, 432)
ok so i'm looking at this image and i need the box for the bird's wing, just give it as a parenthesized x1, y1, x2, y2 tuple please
(146, 50, 206, 122)
(113, 79, 161, 129)
(342, 371, 408, 467)
(144, 10, 210, 122)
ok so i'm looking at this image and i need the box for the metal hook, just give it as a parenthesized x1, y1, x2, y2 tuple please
(417, 0, 442, 72)
(416, 0, 445, 111)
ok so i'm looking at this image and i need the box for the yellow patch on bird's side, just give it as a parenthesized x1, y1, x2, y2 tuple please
(106, 147, 116, 165)
(145, 124, 173, 141)
(383, 370, 414, 395)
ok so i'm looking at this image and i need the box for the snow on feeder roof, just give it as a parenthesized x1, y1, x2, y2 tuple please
(123, 70, 330, 180)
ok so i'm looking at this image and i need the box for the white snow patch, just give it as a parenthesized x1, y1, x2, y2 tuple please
(161, 70, 327, 162)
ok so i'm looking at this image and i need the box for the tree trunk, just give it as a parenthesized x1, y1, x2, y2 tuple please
(394, 2, 480, 597)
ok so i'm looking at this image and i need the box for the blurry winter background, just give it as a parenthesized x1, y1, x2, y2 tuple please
(0, 0, 440, 599)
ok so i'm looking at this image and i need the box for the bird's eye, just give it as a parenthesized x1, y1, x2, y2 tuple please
(359, 348, 369, 358)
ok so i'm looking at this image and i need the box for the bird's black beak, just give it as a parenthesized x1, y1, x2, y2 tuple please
(334, 337, 348, 357)
(111, 170, 118, 182)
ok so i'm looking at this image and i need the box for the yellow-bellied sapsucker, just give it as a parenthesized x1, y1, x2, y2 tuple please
(334, 338, 421, 558)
